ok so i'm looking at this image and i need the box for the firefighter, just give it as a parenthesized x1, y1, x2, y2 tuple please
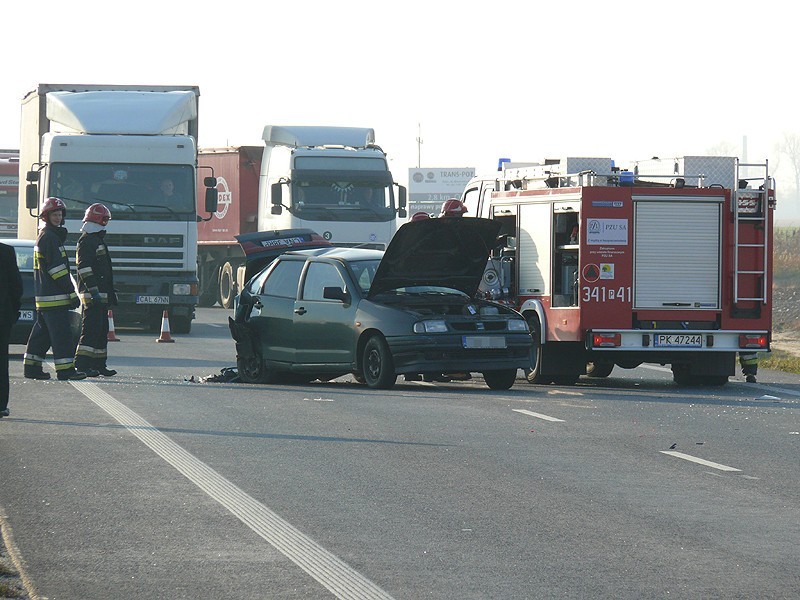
(74, 203, 118, 377)
(24, 197, 87, 381)
(439, 198, 467, 217)
(739, 352, 758, 383)
(410, 211, 431, 222)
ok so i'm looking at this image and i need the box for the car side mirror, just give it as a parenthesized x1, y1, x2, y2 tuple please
(323, 286, 350, 304)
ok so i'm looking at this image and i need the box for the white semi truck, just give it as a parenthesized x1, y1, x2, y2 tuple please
(18, 84, 216, 333)
(197, 125, 407, 306)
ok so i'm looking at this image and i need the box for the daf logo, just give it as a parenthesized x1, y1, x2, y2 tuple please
(215, 176, 232, 220)
(144, 236, 181, 246)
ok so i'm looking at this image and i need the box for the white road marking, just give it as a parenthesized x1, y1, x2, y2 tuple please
(659, 450, 741, 472)
(512, 408, 565, 422)
(207, 323, 224, 328)
(70, 380, 394, 600)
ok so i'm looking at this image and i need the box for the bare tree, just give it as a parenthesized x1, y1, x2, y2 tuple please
(776, 132, 800, 205)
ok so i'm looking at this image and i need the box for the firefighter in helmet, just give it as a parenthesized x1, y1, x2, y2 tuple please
(410, 211, 431, 222)
(439, 198, 467, 217)
(74, 203, 118, 377)
(24, 197, 87, 381)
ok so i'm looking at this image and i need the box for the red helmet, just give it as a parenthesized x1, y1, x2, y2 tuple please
(40, 197, 67, 221)
(410, 211, 431, 222)
(439, 198, 467, 217)
(83, 203, 112, 226)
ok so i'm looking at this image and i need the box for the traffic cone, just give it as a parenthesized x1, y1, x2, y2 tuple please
(156, 310, 175, 343)
(107, 309, 120, 342)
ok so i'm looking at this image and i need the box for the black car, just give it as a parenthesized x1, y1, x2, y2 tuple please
(229, 218, 532, 389)
(6, 239, 82, 345)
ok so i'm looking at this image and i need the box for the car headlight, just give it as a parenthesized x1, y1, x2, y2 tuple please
(507, 319, 528, 332)
(413, 320, 448, 333)
(172, 283, 193, 296)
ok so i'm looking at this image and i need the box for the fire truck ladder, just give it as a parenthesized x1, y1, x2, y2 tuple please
(733, 158, 771, 312)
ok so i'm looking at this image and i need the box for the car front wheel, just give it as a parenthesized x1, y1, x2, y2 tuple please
(237, 351, 276, 384)
(362, 335, 397, 389)
(483, 369, 517, 390)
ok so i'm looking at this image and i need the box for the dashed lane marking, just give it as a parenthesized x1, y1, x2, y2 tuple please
(512, 409, 565, 422)
(70, 380, 394, 600)
(659, 450, 741, 472)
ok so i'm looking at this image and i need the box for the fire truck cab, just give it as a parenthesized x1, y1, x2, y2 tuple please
(461, 156, 773, 386)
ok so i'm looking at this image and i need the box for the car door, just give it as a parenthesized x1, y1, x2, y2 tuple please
(251, 258, 304, 365)
(293, 260, 358, 366)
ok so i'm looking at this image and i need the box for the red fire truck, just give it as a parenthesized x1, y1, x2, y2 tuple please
(461, 156, 773, 386)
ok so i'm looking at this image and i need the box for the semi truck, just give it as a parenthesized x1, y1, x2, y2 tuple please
(18, 84, 216, 333)
(197, 127, 407, 308)
(462, 155, 774, 386)
(0, 150, 19, 238)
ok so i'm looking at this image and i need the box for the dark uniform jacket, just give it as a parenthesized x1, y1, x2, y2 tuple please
(33, 224, 79, 311)
(76, 230, 116, 306)
(0, 242, 23, 326)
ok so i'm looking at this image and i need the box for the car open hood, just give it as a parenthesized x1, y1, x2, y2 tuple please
(235, 229, 332, 282)
(368, 217, 501, 299)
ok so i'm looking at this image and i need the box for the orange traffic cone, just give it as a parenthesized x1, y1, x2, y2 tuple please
(107, 309, 120, 342)
(156, 310, 175, 343)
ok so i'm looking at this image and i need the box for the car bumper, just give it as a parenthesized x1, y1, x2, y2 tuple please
(386, 333, 532, 374)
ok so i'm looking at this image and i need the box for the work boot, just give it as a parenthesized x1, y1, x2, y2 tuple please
(98, 367, 117, 377)
(745, 375, 757, 383)
(0, 408, 9, 418)
(24, 369, 51, 380)
(83, 368, 101, 378)
(57, 369, 88, 381)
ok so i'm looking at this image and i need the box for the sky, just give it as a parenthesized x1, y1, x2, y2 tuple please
(3, 0, 799, 215)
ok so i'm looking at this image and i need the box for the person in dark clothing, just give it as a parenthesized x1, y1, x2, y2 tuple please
(739, 351, 759, 383)
(24, 197, 87, 381)
(74, 203, 117, 377)
(0, 241, 23, 417)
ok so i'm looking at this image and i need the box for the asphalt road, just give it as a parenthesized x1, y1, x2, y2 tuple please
(1, 308, 798, 599)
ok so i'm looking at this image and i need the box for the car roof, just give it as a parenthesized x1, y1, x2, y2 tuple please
(2, 239, 35, 248)
(283, 247, 384, 261)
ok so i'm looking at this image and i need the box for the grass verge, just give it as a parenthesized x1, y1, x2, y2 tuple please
(759, 349, 800, 374)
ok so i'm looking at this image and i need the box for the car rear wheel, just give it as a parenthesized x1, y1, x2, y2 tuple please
(483, 369, 517, 390)
(237, 351, 276, 384)
(362, 335, 397, 389)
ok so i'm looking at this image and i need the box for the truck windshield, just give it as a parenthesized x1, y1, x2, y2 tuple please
(49, 163, 195, 221)
(290, 180, 395, 223)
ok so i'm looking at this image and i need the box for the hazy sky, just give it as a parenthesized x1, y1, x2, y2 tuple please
(3, 1, 797, 186)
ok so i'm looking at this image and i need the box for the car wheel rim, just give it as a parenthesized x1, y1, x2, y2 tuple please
(366, 349, 380, 380)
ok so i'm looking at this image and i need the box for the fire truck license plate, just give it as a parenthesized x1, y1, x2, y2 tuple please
(654, 334, 702, 348)
(136, 295, 170, 305)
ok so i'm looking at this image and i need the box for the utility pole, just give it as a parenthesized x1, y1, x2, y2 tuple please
(416, 123, 423, 168)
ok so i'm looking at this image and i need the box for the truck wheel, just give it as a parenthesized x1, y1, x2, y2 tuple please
(362, 335, 397, 389)
(171, 315, 192, 334)
(524, 315, 549, 384)
(586, 362, 614, 378)
(483, 369, 517, 390)
(219, 262, 236, 309)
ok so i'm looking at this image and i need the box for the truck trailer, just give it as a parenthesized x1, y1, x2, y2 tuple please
(197, 128, 407, 307)
(18, 84, 216, 333)
(461, 155, 773, 386)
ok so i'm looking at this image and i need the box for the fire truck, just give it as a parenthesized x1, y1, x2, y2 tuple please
(461, 156, 774, 386)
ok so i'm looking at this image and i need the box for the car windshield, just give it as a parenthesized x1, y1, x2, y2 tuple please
(347, 259, 382, 294)
(12, 244, 34, 272)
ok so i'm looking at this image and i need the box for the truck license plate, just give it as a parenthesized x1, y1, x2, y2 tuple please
(18, 310, 35, 321)
(463, 335, 506, 349)
(654, 334, 702, 348)
(136, 295, 169, 305)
